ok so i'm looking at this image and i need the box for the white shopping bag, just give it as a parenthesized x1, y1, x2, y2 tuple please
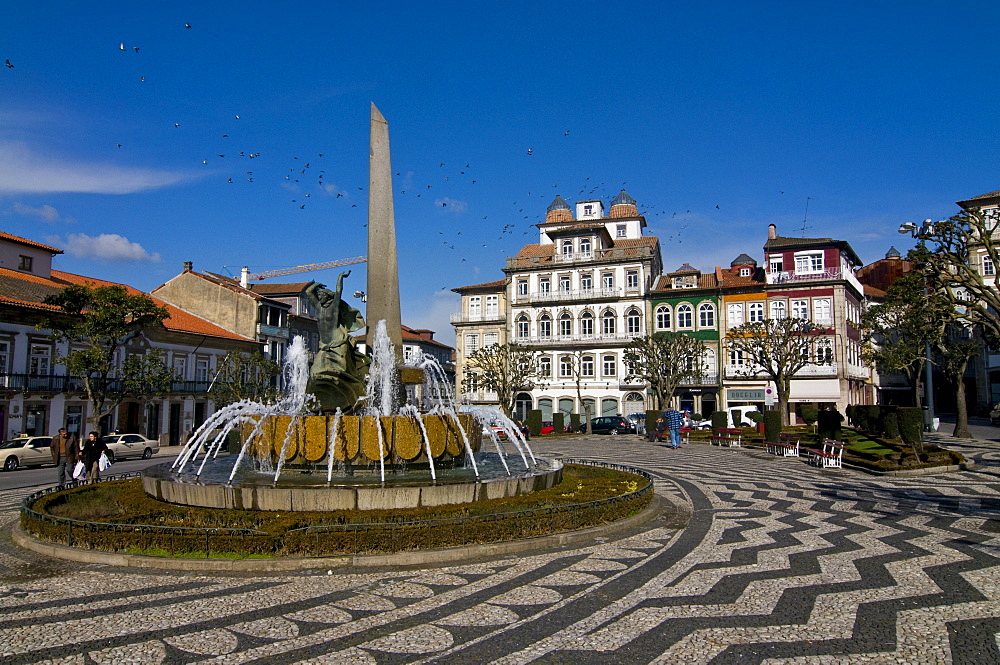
(72, 461, 87, 480)
(98, 453, 111, 472)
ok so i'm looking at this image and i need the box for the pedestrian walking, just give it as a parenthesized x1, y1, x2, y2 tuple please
(663, 407, 685, 448)
(80, 432, 109, 484)
(50, 427, 79, 486)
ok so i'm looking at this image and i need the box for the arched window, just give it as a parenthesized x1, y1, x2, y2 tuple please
(580, 311, 595, 336)
(602, 310, 616, 335)
(601, 397, 619, 417)
(791, 299, 809, 320)
(676, 303, 693, 328)
(539, 313, 552, 337)
(626, 308, 642, 334)
(561, 239, 573, 256)
(704, 348, 717, 376)
(814, 299, 832, 325)
(769, 300, 786, 319)
(580, 238, 592, 257)
(516, 314, 529, 338)
(655, 304, 671, 330)
(539, 356, 551, 376)
(727, 303, 743, 327)
(559, 312, 572, 336)
(729, 347, 744, 366)
(698, 303, 715, 328)
(559, 355, 573, 377)
(538, 398, 553, 420)
(748, 302, 764, 322)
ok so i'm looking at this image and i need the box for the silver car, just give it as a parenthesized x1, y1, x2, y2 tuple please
(1, 436, 53, 471)
(101, 433, 160, 462)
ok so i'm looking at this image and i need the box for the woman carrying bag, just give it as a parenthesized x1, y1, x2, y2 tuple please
(80, 432, 110, 484)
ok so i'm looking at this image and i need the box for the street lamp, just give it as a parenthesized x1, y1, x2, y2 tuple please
(898, 219, 938, 431)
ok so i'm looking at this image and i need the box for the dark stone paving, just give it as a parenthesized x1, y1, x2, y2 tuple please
(1, 432, 999, 664)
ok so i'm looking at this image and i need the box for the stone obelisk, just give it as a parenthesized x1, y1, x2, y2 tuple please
(367, 103, 404, 363)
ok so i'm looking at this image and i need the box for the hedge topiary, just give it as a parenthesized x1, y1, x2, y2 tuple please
(552, 412, 565, 435)
(799, 404, 819, 427)
(747, 411, 764, 424)
(763, 410, 782, 442)
(527, 410, 543, 437)
(645, 411, 659, 436)
(711, 411, 728, 432)
(570, 413, 581, 432)
(898, 407, 924, 452)
(879, 405, 900, 439)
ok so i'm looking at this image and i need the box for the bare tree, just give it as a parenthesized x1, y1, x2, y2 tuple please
(725, 318, 831, 426)
(623, 332, 707, 411)
(463, 343, 542, 417)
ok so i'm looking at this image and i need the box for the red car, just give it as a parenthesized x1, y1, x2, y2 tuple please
(540, 421, 573, 435)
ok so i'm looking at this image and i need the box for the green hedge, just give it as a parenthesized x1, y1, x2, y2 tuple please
(763, 410, 782, 442)
(527, 409, 543, 436)
(552, 412, 565, 435)
(898, 407, 923, 448)
(711, 411, 728, 432)
(879, 405, 900, 439)
(570, 413, 580, 432)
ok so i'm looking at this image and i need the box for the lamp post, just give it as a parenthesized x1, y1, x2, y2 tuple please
(898, 219, 937, 432)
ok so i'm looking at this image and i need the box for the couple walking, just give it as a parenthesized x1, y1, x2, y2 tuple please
(651, 407, 685, 448)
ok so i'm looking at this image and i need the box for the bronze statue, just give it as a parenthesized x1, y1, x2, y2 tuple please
(304, 271, 369, 413)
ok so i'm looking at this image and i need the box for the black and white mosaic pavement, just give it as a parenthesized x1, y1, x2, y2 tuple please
(2, 432, 1000, 664)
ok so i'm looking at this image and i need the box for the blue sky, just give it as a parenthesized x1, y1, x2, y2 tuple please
(3, 1, 998, 346)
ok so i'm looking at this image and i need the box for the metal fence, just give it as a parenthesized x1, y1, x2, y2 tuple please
(20, 459, 653, 559)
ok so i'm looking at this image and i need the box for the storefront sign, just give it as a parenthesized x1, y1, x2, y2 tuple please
(727, 389, 765, 401)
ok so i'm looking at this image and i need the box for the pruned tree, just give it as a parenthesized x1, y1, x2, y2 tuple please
(209, 349, 282, 408)
(861, 266, 951, 408)
(725, 318, 831, 426)
(463, 342, 542, 417)
(623, 332, 707, 411)
(39, 283, 172, 432)
(936, 323, 982, 439)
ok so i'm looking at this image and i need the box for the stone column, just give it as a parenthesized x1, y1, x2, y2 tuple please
(367, 103, 403, 364)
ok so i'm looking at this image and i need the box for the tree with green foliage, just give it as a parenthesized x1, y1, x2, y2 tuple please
(861, 262, 952, 409)
(463, 342, 542, 417)
(39, 283, 172, 432)
(623, 332, 708, 411)
(935, 324, 982, 439)
(209, 349, 282, 408)
(725, 318, 831, 426)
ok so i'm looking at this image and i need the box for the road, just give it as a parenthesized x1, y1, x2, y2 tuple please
(0, 448, 181, 493)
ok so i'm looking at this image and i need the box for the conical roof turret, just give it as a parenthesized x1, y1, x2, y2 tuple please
(545, 195, 574, 223)
(609, 189, 638, 218)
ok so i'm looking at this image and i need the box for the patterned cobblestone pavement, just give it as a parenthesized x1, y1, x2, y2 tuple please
(2, 433, 1000, 664)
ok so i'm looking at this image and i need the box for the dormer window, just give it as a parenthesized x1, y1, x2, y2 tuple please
(584, 204, 593, 216)
(17, 255, 32, 272)
(739, 267, 751, 277)
(616, 224, 626, 238)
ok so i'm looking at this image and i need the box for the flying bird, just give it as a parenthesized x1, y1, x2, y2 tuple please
(184, 23, 192, 29)
(527, 148, 533, 155)
(4, 59, 12, 68)
(119, 42, 125, 50)
(133, 46, 139, 53)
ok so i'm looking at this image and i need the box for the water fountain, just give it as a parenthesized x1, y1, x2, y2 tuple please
(141, 106, 561, 512)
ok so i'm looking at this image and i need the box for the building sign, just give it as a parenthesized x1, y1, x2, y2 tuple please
(727, 389, 765, 401)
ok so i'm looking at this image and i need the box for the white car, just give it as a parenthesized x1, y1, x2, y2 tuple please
(101, 433, 160, 462)
(1, 436, 54, 471)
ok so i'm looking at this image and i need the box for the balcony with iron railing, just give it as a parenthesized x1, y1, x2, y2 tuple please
(1, 373, 220, 395)
(766, 266, 864, 293)
(459, 390, 500, 403)
(679, 373, 720, 386)
(511, 287, 624, 305)
(449, 311, 506, 324)
(512, 331, 643, 347)
(724, 363, 839, 378)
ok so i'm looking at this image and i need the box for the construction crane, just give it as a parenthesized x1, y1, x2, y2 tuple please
(238, 256, 367, 288)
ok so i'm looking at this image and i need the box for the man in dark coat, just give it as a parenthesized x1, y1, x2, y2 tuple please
(50, 427, 79, 486)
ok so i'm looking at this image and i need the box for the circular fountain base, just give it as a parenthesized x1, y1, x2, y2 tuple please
(143, 456, 563, 512)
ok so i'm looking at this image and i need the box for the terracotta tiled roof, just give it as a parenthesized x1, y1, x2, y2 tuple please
(864, 284, 887, 298)
(452, 278, 506, 292)
(651, 273, 718, 292)
(248, 281, 312, 295)
(0, 231, 63, 254)
(959, 189, 1000, 204)
(514, 244, 554, 259)
(764, 235, 862, 266)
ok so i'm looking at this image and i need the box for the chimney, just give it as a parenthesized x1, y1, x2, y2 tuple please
(767, 224, 777, 240)
(183, 261, 193, 272)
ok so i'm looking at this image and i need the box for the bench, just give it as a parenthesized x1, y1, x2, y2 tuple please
(679, 427, 692, 445)
(718, 428, 743, 446)
(709, 434, 741, 448)
(765, 432, 800, 457)
(804, 439, 844, 468)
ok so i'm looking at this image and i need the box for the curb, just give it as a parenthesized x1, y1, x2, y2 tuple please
(13, 494, 672, 572)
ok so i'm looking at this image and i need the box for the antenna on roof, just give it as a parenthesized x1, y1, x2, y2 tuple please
(801, 196, 813, 236)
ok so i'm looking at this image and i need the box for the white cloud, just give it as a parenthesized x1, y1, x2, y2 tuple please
(10, 202, 61, 222)
(434, 197, 468, 213)
(0, 141, 196, 195)
(60, 233, 162, 263)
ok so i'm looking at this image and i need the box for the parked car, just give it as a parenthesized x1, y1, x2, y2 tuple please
(101, 433, 160, 462)
(580, 416, 636, 435)
(991, 403, 1000, 425)
(1, 435, 53, 471)
(540, 421, 573, 435)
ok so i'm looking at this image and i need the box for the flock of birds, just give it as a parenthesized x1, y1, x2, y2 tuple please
(2, 21, 779, 285)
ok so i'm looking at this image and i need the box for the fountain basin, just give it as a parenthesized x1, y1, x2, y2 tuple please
(143, 455, 563, 511)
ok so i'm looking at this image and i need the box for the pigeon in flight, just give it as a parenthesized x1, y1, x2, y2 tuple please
(4, 59, 12, 68)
